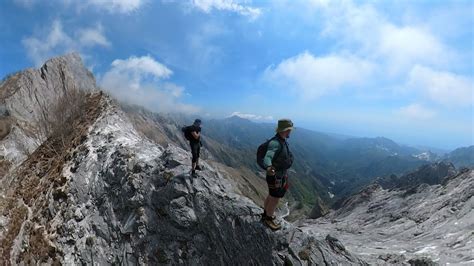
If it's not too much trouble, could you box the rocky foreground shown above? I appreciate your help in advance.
[299,166,474,265]
[0,54,364,265]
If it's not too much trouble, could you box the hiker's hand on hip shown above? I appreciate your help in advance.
[267,166,276,176]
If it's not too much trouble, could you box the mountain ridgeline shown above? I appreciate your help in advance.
[121,99,474,219]
[444,146,474,168]
[0,54,472,265]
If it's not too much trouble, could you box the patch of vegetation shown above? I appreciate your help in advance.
[0,159,12,177]
[0,199,28,262]
[298,249,311,261]
[20,223,59,264]
[163,171,174,184]
[2,92,104,263]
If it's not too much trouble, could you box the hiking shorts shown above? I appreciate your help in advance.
[266,174,289,198]
[190,142,200,163]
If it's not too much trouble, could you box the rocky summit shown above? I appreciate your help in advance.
[0,53,96,166]
[0,54,365,265]
[0,54,473,265]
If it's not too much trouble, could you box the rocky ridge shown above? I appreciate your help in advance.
[300,167,474,264]
[0,54,365,265]
[0,53,96,171]
[1,94,365,265]
[374,161,457,190]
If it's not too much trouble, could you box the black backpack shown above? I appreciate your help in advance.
[181,126,193,141]
[257,136,280,170]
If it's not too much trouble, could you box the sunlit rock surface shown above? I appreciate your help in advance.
[300,168,473,265]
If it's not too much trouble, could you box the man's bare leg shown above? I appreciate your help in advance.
[265,196,280,217]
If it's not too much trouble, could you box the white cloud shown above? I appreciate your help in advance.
[109,55,172,85]
[84,0,145,13]
[377,25,447,74]
[309,1,452,75]
[397,103,436,120]
[230,112,273,121]
[22,20,74,65]
[408,65,473,107]
[99,55,199,114]
[268,0,469,110]
[22,20,110,66]
[191,0,261,20]
[77,24,111,47]
[263,51,374,99]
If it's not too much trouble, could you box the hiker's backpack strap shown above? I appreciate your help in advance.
[271,136,284,165]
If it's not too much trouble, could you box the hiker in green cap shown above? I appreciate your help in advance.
[257,119,294,230]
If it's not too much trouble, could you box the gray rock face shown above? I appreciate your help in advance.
[2,95,365,265]
[0,53,97,167]
[308,196,329,219]
[62,99,366,265]
[300,168,474,265]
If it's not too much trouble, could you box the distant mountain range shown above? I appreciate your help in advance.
[443,146,474,168]
[202,117,431,200]
[119,104,474,219]
[373,161,457,191]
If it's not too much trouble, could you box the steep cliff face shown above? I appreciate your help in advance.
[301,168,474,265]
[0,55,365,265]
[0,53,96,169]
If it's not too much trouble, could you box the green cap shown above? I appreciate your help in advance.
[276,119,294,133]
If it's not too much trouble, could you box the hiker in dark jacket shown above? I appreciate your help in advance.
[262,119,294,230]
[189,119,202,176]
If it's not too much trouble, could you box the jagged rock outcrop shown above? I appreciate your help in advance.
[300,166,474,265]
[374,162,457,190]
[308,196,329,219]
[0,54,365,265]
[0,53,96,169]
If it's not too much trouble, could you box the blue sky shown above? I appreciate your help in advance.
[0,0,473,150]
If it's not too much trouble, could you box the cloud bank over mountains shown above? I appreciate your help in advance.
[3,0,472,148]
[99,55,199,114]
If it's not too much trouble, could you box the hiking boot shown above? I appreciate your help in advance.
[195,165,203,171]
[263,215,281,231]
[261,212,276,221]
[191,170,197,177]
